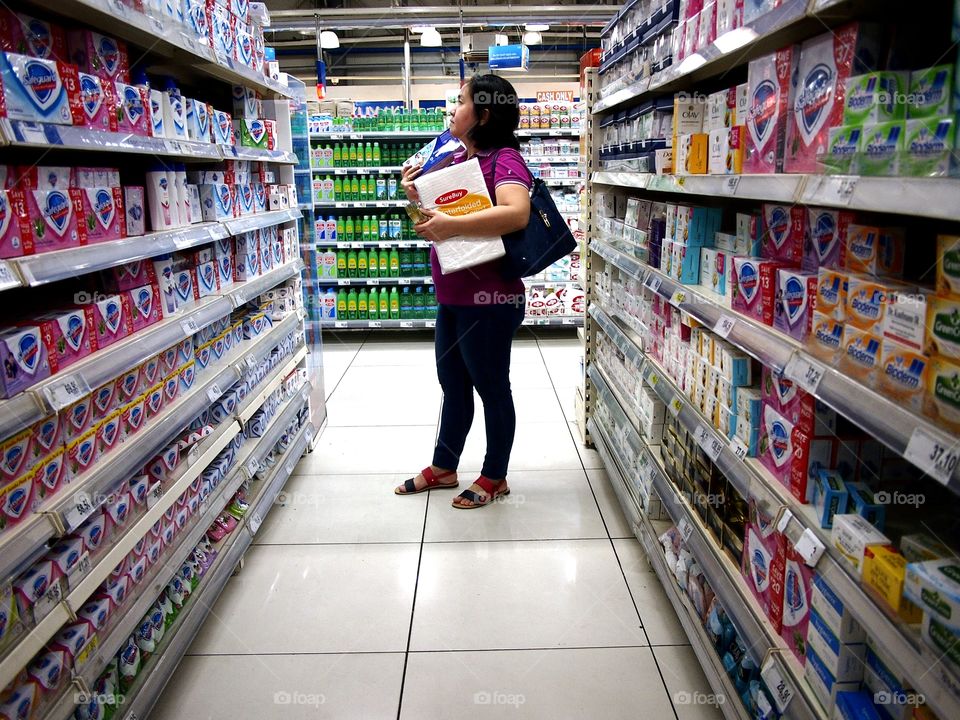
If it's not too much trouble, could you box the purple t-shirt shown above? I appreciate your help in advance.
[430,146,532,306]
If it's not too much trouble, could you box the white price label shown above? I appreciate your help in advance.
[171,231,195,250]
[368,278,380,285]
[713,314,736,339]
[729,435,748,461]
[833,176,859,205]
[247,458,260,478]
[335,202,349,209]
[677,517,694,543]
[43,374,92,411]
[761,659,794,712]
[721,175,741,196]
[783,353,826,395]
[188,444,201,466]
[696,425,724,462]
[776,509,794,535]
[164,140,183,155]
[206,383,223,403]
[245,355,257,370]
[368,321,382,328]
[563,318,575,325]
[65,494,95,531]
[795,528,827,567]
[334,321,348,328]
[329,134,343,140]
[376,201,391,208]
[400,321,413,328]
[425,320,436,328]
[34,581,63,620]
[647,275,662,294]
[286,461,295,476]
[668,289,685,307]
[0,259,18,289]
[905,427,960,487]
[68,552,92,589]
[249,512,263,534]
[181,317,200,335]
[146,483,163,510]
[668,396,683,417]
[398,278,411,285]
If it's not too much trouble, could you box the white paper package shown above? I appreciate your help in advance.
[413,158,505,275]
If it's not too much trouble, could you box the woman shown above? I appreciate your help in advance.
[394,74,532,509]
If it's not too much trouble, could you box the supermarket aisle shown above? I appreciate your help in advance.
[152,331,720,720]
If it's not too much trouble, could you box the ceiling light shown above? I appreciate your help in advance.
[525,24,549,32]
[420,28,442,47]
[410,25,432,34]
[522,31,542,45]
[495,33,508,46]
[320,31,340,49]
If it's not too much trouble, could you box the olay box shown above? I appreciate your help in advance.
[773,269,818,341]
[24,187,86,253]
[123,283,162,332]
[0,52,83,125]
[77,72,118,132]
[78,186,125,244]
[762,203,806,264]
[90,294,131,349]
[744,46,798,173]
[38,307,95,373]
[803,208,853,272]
[66,31,129,83]
[0,325,51,398]
[731,257,785,326]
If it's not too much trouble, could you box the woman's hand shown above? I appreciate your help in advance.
[414,208,461,243]
[400,163,423,203]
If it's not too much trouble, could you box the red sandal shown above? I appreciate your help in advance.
[395,466,459,495]
[452,476,510,509]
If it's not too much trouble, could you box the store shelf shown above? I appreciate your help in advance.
[797,174,960,223]
[236,347,307,424]
[313,167,403,175]
[25,0,295,98]
[325,277,434,287]
[516,129,581,137]
[522,316,583,327]
[590,300,960,720]
[524,156,582,164]
[539,178,584,187]
[226,260,304,308]
[592,171,806,204]
[8,210,298,289]
[109,419,312,720]
[310,131,438,140]
[222,145,299,164]
[323,241,431,249]
[322,319,437,329]
[313,200,409,210]
[587,417,749,720]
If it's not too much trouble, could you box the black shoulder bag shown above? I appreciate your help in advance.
[494,150,578,279]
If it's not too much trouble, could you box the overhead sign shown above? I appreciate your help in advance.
[536,91,574,102]
[488,44,529,71]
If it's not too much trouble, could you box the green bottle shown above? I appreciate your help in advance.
[336,250,347,276]
[378,287,389,316]
[348,143,358,165]
[367,249,379,278]
[389,247,400,278]
[347,289,358,320]
[358,176,367,201]
[427,286,437,318]
[357,250,368,278]
[336,216,345,241]
[390,287,401,319]
[365,177,374,200]
[399,247,412,277]
[333,143,342,167]
[336,289,347,318]
[347,250,358,278]
[414,248,428,276]
[361,215,371,242]
[344,216,355,243]
[372,142,381,166]
[358,288,368,316]
[348,176,358,201]
[364,142,373,166]
[367,290,378,319]
[333,176,343,200]
[413,286,425,319]
[378,249,389,275]
[400,286,413,318]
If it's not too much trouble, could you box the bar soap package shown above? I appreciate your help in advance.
[413,157,504,275]
[403,129,464,174]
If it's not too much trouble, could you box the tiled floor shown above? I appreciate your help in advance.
[152,331,720,720]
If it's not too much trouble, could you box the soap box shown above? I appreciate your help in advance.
[843,72,908,125]
[926,295,960,360]
[0,52,83,125]
[79,186,125,244]
[809,466,848,529]
[0,11,68,61]
[123,186,144,237]
[845,224,906,278]
[858,121,904,176]
[776,540,814,664]
[901,117,955,177]
[784,23,883,173]
[816,267,851,321]
[234,118,274,149]
[883,290,927,351]
[937,235,960,297]
[839,324,883,385]
[113,82,149,136]
[908,65,953,119]
[77,72,117,132]
[67,31,128,83]
[731,257,784,326]
[824,125,862,174]
[762,203,805,264]
[811,575,865,643]
[124,283,161,333]
[24,187,86,253]
[845,274,909,331]
[809,312,844,364]
[185,98,211,142]
[807,609,865,682]
[741,501,784,620]
[91,294,131,350]
[0,189,31,259]
[744,47,797,174]
[37,308,93,373]
[198,184,235,221]
[0,326,50,398]
[803,208,853,272]
[212,108,234,146]
[905,559,960,630]
[759,401,799,490]
[774,269,818,341]
[831,513,889,577]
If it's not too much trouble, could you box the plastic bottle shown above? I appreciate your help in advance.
[414,248,428,276]
[347,250,358,278]
[164,77,186,140]
[399,247,412,277]
[389,247,400,277]
[367,290,378,320]
[367,249,379,278]
[378,216,389,240]
[174,164,189,227]
[336,249,347,276]
[357,176,366,201]
[325,288,337,319]
[146,163,173,231]
[389,213,402,240]
[357,249,368,278]
[389,288,401,319]
[344,216,355,242]
[361,215,371,242]
[336,288,347,317]
[378,287,389,316]
[413,286,425,319]
[333,176,343,200]
[400,286,413,318]
[348,143,358,165]
[358,288,368,316]
[378,249,389,275]
[325,215,337,242]
[427,286,437,317]
[375,176,386,200]
[350,176,359,201]
[336,216,345,240]
[364,142,373,166]
[347,289,358,320]
[387,176,398,200]
[372,142,381,166]
[333,143,342,167]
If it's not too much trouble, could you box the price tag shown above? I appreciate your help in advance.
[181,317,200,335]
[43,374,92,411]
[164,139,183,155]
[335,202,349,209]
[795,528,826,567]
[677,517,694,543]
[337,278,350,286]
[563,318,575,325]
[0,259,19,289]
[776,509,794,535]
[696,425,724,462]
[334,321,348,329]
[668,289,685,307]
[398,278,411,285]
[721,175,741,196]
[206,383,223,403]
[73,634,99,671]
[376,201,391,208]
[783,353,826,395]
[34,582,63,621]
[330,134,343,140]
[245,355,257,370]
[286,461,296,476]
[247,458,260,479]
[249,512,263,534]
[905,427,960,486]
[425,320,436,328]
[832,176,859,206]
[146,483,163,510]
[646,275,662,294]
[400,321,413,328]
[368,321,382,328]
[187,443,202,466]
[713,314,736,339]
[761,659,794,713]
[65,494,95,531]
[668,396,683,417]
[368,278,380,285]
[647,372,659,387]
[68,552,92,589]
[729,435,748,461]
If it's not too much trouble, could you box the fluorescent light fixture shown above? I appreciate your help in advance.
[525,24,549,32]
[320,31,340,49]
[420,28,442,47]
[713,27,758,54]
[410,25,432,34]
[522,31,542,45]
[495,33,509,46]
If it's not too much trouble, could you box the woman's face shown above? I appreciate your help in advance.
[448,84,483,140]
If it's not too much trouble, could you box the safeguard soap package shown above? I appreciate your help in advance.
[412,157,504,275]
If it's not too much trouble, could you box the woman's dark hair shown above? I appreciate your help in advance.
[466,74,521,151]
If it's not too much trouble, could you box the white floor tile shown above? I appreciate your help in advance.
[654,644,727,720]
[410,539,647,651]
[400,647,673,720]
[451,421,584,473]
[543,355,584,389]
[612,538,688,646]
[423,470,607,542]
[511,386,566,425]
[152,653,405,720]
[587,469,635,539]
[554,384,580,423]
[299,425,438,475]
[507,359,555,389]
[189,544,419,654]
[351,341,437,367]
[326,366,441,426]
[570,421,605,469]
[255,473,428,545]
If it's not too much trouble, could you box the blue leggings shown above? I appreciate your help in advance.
[432,302,525,479]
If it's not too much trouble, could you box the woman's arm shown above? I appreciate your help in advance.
[414,183,530,242]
